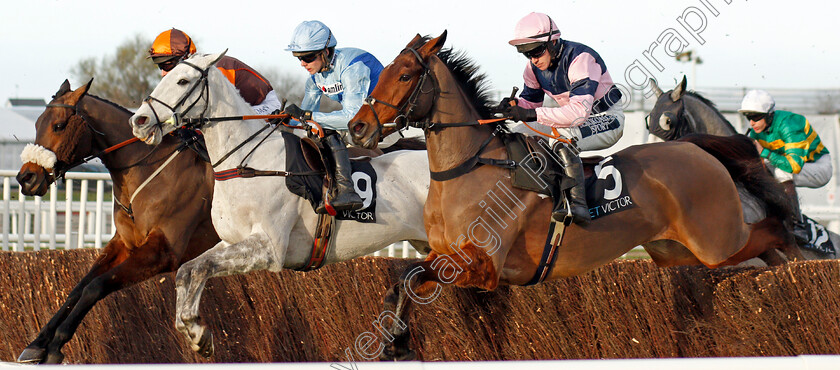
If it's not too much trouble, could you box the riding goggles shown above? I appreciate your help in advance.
[522,43,548,59]
[296,51,321,63]
[743,112,767,122]
[153,56,181,72]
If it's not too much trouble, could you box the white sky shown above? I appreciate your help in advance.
[1,0,838,105]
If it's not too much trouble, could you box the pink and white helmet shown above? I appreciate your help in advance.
[508,12,561,50]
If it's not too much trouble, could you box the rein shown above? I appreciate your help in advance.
[45,103,145,179]
[362,48,565,181]
[143,61,326,180]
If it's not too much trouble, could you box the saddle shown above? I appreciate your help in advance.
[502,133,602,196]
[503,132,635,221]
[282,132,378,222]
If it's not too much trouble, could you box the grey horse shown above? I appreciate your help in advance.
[648,76,838,261]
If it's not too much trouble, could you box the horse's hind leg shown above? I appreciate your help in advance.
[175,233,278,358]
[18,237,129,364]
[40,231,176,364]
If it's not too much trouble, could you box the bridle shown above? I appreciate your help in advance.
[646,98,698,140]
[142,60,211,131]
[42,102,109,180]
[361,47,438,146]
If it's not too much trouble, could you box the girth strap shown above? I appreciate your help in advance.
[523,216,572,286]
[296,213,335,272]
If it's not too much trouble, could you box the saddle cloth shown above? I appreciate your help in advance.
[282,132,377,223]
[503,133,636,220]
[797,214,836,255]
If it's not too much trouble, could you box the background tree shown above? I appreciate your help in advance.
[71,34,341,112]
[71,34,159,108]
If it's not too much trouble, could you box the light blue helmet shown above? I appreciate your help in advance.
[286,20,337,54]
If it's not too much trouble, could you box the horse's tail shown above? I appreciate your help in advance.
[382,137,427,153]
[677,133,793,222]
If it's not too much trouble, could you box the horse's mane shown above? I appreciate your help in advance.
[410,37,497,120]
[685,90,715,108]
[85,93,133,115]
[684,90,731,123]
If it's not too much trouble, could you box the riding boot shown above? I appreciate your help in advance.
[323,134,364,212]
[552,143,590,225]
[782,180,810,244]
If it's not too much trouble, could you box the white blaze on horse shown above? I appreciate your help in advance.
[128,51,430,356]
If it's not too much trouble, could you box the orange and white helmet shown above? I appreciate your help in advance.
[148,28,196,61]
[508,12,561,53]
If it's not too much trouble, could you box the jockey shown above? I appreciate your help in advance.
[741,90,832,226]
[283,20,384,213]
[502,12,625,225]
[148,28,282,115]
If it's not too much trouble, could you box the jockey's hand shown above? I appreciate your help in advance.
[268,109,284,125]
[283,104,312,122]
[753,139,765,154]
[494,97,518,113]
[506,105,537,122]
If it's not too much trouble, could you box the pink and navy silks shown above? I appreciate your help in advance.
[518,40,621,128]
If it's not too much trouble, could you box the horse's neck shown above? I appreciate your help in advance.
[424,58,491,172]
[79,96,160,171]
[684,95,738,136]
[200,70,284,167]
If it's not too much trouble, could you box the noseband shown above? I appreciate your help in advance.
[362,48,437,139]
[143,60,211,130]
[42,102,106,180]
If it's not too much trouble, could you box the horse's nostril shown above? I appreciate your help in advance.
[18,173,33,186]
[351,123,365,136]
[136,116,148,126]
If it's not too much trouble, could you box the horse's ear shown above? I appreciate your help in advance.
[79,78,93,97]
[55,79,72,98]
[63,78,93,105]
[209,49,227,66]
[406,34,423,49]
[418,30,447,58]
[650,79,663,98]
[670,75,687,102]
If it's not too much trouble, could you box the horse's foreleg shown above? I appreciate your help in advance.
[174,233,276,358]
[41,231,174,364]
[381,259,439,361]
[18,237,128,364]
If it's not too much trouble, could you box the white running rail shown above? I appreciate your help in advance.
[0,170,423,257]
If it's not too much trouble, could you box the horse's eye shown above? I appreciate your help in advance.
[54,121,66,132]
[399,74,412,82]
[177,79,189,85]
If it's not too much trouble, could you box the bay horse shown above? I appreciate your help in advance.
[14,80,219,364]
[347,32,797,360]
[649,76,839,259]
[127,52,430,357]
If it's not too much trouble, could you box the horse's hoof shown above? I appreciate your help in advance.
[44,351,65,364]
[196,330,214,358]
[17,347,46,363]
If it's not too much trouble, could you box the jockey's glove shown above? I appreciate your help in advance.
[283,104,313,122]
[494,97,518,113]
[506,105,537,122]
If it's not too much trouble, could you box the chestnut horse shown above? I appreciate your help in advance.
[348,32,796,360]
[15,80,218,364]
